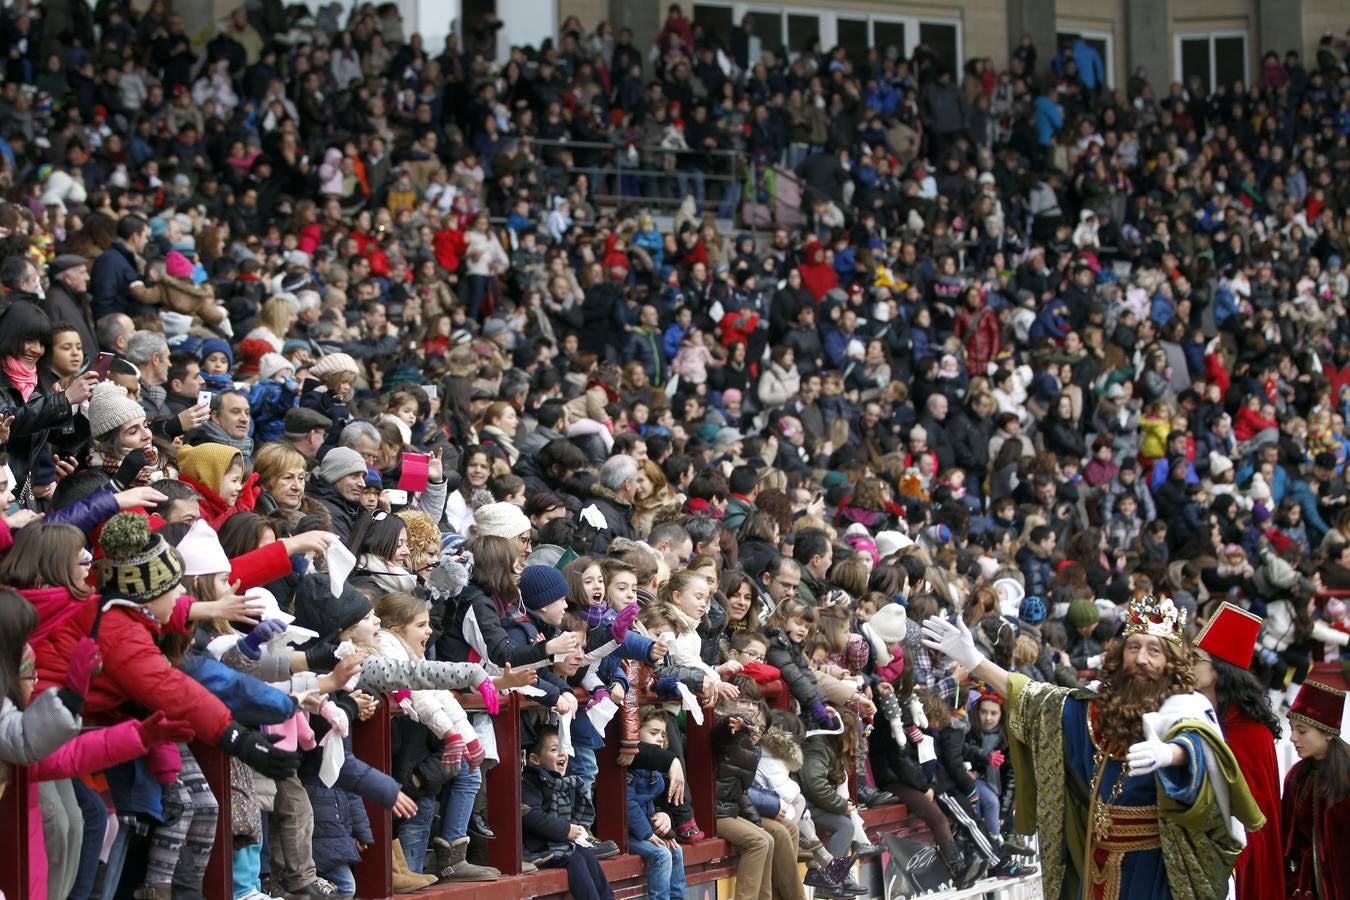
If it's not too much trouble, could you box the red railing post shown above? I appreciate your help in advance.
[352,698,394,899]
[486,691,524,875]
[591,726,629,852]
[190,741,235,900]
[0,763,30,898]
[683,705,717,839]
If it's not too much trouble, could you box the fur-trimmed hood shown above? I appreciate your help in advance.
[759,726,803,772]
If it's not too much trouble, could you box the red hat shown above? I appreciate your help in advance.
[1195,602,1263,668]
[1288,680,1346,736]
[235,338,274,377]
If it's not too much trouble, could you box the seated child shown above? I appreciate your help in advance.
[629,708,688,900]
[523,726,615,900]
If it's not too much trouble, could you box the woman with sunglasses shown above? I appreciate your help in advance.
[349,510,419,594]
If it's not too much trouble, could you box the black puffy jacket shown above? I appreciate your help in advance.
[711,717,761,823]
[868,706,931,793]
[764,625,826,709]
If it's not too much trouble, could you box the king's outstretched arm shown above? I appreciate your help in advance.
[920,615,1010,698]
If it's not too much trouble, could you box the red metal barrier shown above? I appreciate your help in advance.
[191,739,236,900]
[353,695,395,898]
[0,762,30,898]
[0,678,818,900]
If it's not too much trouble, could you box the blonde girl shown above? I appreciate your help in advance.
[372,592,501,882]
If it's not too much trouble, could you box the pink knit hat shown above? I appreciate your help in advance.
[166,250,193,279]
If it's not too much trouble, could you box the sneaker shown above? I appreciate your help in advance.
[591,839,621,860]
[520,860,539,874]
[285,878,342,900]
[803,867,841,890]
[1002,835,1036,857]
[850,841,885,859]
[856,785,897,808]
[991,857,1027,878]
[675,820,706,843]
[836,877,869,896]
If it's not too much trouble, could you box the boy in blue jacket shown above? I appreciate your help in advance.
[628,708,688,900]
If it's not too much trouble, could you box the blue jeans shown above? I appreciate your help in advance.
[233,843,262,898]
[629,838,686,900]
[70,777,107,900]
[676,170,706,211]
[973,779,1001,837]
[396,796,437,874]
[322,865,356,896]
[571,746,598,799]
[99,817,137,900]
[438,761,482,842]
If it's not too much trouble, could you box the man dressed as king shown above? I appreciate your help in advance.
[922,594,1266,900]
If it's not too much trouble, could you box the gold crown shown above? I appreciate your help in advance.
[1121,594,1186,645]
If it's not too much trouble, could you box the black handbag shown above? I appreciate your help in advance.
[881,832,955,897]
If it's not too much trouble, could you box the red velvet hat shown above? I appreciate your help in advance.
[1288,680,1346,736]
[1194,602,1263,668]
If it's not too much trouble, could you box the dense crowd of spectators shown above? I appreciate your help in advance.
[0,0,1349,897]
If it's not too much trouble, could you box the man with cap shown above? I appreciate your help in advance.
[281,407,332,463]
[307,446,368,540]
[1281,679,1350,899]
[43,254,97,355]
[1191,603,1284,900]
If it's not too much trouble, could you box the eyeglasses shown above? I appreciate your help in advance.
[737,649,764,662]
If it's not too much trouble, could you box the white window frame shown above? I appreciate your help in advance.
[1173,30,1249,91]
[691,2,961,71]
[1056,28,1115,88]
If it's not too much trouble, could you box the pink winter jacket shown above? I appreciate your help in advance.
[26,720,149,900]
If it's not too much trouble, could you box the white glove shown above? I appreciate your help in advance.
[1125,738,1177,777]
[920,614,986,671]
[1086,654,1104,669]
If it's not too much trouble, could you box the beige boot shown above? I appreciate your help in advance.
[132,886,172,900]
[392,838,439,893]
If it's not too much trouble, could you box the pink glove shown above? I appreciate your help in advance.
[476,677,500,715]
[392,689,417,720]
[612,602,639,641]
[989,750,1005,768]
[66,637,104,697]
[464,738,486,771]
[442,733,465,769]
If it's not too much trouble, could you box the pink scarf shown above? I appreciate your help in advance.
[3,356,38,401]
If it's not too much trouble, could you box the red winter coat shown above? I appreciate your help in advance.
[953,304,1000,376]
[798,241,837,301]
[1234,405,1278,442]
[1224,707,1284,900]
[1282,756,1350,900]
[181,471,261,529]
[434,227,467,273]
[34,600,233,744]
[348,228,390,277]
[297,223,322,256]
